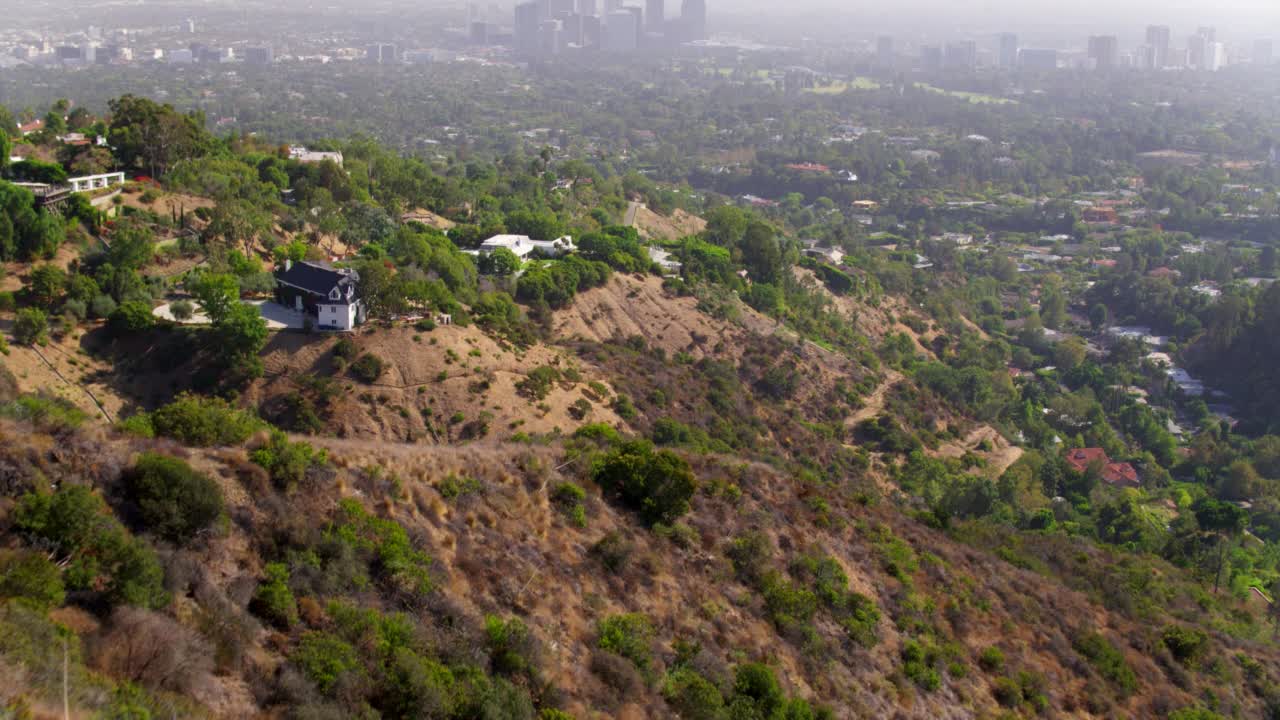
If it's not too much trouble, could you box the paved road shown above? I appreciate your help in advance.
[624,201,642,226]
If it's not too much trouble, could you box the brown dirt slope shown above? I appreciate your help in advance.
[631,206,707,242]
[247,324,626,442]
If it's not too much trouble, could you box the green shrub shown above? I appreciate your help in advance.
[978,646,1005,672]
[0,550,65,609]
[2,394,88,432]
[551,482,588,527]
[149,393,264,446]
[169,299,195,321]
[1162,625,1209,666]
[662,668,725,720]
[328,499,434,596]
[351,353,386,383]
[485,615,536,678]
[251,430,327,490]
[597,613,654,670]
[293,631,363,695]
[592,439,697,526]
[89,294,117,319]
[517,366,561,400]
[251,562,297,628]
[124,452,224,541]
[438,474,481,500]
[992,676,1021,707]
[611,393,637,420]
[1072,630,1137,694]
[108,300,155,334]
[333,336,358,361]
[14,486,168,610]
[13,308,47,345]
[116,413,155,438]
[840,592,881,648]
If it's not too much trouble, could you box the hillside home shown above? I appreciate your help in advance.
[478,234,576,258]
[273,260,364,331]
[1063,447,1140,488]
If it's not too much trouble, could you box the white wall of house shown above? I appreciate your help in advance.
[317,303,357,331]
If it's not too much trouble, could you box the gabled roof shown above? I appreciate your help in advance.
[275,261,360,304]
[1064,447,1140,487]
[1064,447,1109,473]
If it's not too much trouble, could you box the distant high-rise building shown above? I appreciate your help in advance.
[604,0,623,11]
[998,32,1018,68]
[603,10,638,51]
[1087,35,1119,70]
[1145,25,1170,68]
[622,5,643,45]
[645,0,664,31]
[1255,39,1274,66]
[876,36,893,69]
[1019,48,1058,71]
[1206,41,1226,71]
[539,19,563,54]
[185,18,196,34]
[944,40,976,70]
[515,2,541,53]
[365,43,397,63]
[1197,26,1216,44]
[1187,32,1207,69]
[550,0,575,16]
[578,0,598,16]
[920,45,942,71]
[55,45,81,61]
[470,21,492,44]
[679,0,706,42]
[244,46,274,65]
[582,14,602,46]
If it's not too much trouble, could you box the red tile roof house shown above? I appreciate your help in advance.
[1064,447,1140,488]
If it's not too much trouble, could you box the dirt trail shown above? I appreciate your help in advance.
[845,369,904,427]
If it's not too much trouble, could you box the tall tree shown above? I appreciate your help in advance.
[107,95,210,177]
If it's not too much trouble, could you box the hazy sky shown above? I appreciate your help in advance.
[725,0,1280,39]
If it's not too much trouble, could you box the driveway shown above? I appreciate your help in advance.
[152,299,300,330]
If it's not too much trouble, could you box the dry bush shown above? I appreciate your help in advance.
[589,648,645,698]
[90,607,213,693]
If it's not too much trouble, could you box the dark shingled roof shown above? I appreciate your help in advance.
[275,261,360,305]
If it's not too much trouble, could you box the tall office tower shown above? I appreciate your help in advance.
[1187,32,1207,69]
[1087,35,1118,70]
[578,0,597,16]
[998,32,1018,68]
[515,2,541,53]
[680,0,706,41]
[582,14,602,46]
[876,36,894,69]
[535,0,552,21]
[645,0,664,31]
[623,5,643,45]
[603,10,638,51]
[944,40,976,70]
[1255,39,1274,66]
[920,45,942,71]
[1145,25,1170,67]
[604,0,623,11]
[539,19,563,55]
[470,21,492,44]
[1207,41,1226,71]
[559,12,584,45]
[550,0,575,16]
[1197,26,1216,43]
[244,45,274,65]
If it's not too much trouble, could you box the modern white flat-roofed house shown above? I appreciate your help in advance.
[273,260,365,331]
[67,172,126,192]
[478,234,576,258]
[288,146,345,167]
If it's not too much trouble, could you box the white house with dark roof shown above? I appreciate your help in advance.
[273,260,364,331]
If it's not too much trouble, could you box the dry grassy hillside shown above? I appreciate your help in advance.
[1,417,1274,719]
